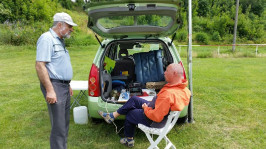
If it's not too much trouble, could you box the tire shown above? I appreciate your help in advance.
[90,117,103,124]
[176,114,188,124]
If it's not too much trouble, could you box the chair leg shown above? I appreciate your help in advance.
[163,136,176,149]
[146,133,159,149]
[148,134,166,149]
[70,90,86,108]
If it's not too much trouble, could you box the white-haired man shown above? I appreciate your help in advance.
[35,12,77,149]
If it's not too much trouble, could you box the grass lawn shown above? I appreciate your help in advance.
[0,45,265,149]
[177,44,266,58]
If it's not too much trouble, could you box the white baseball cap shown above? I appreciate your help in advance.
[53,12,77,26]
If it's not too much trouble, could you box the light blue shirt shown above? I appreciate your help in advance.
[36,28,73,80]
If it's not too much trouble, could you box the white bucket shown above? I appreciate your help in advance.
[73,106,88,124]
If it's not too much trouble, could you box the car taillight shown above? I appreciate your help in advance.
[179,61,187,79]
[88,64,100,97]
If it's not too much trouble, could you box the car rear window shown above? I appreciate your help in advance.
[98,15,172,29]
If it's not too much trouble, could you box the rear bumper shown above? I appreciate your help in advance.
[88,96,124,119]
[88,96,188,119]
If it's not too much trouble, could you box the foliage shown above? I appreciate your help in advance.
[65,34,98,46]
[58,0,73,10]
[195,32,209,44]
[0,21,50,45]
[237,13,264,40]
[176,29,187,42]
[211,31,222,42]
[0,0,58,23]
[0,0,265,46]
[197,0,209,17]
[241,0,264,17]
[179,0,266,44]
[0,3,11,22]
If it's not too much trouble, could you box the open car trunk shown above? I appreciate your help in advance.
[98,39,179,103]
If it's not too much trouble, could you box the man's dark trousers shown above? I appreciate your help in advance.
[117,96,151,137]
[41,81,71,149]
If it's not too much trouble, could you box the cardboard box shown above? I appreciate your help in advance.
[146,81,167,89]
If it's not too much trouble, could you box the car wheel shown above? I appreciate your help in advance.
[176,114,188,124]
[90,118,103,124]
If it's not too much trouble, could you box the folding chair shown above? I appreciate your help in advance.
[138,111,181,149]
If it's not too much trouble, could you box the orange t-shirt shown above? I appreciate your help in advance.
[144,79,191,122]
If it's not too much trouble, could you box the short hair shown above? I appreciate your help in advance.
[52,21,64,28]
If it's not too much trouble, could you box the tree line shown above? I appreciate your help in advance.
[179,0,265,43]
[0,0,265,45]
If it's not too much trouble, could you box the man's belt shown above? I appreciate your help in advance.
[50,79,71,84]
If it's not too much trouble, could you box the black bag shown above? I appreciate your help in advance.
[111,57,135,82]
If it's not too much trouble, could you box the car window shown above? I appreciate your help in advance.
[98,15,172,29]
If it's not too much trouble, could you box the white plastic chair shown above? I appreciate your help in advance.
[138,111,181,149]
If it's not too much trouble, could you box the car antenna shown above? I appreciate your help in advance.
[168,32,176,46]
[94,33,105,48]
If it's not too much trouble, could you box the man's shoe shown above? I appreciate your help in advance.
[120,138,134,147]
[98,111,114,124]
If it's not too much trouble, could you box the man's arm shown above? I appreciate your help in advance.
[35,61,57,104]
[143,91,171,122]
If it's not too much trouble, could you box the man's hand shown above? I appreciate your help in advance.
[46,90,57,104]
[36,61,57,104]
[69,87,73,96]
[142,103,148,109]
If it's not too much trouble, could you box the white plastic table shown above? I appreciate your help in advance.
[70,80,88,109]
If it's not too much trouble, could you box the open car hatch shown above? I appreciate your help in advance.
[86,0,182,38]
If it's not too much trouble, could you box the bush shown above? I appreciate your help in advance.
[195,32,209,44]
[58,0,73,10]
[211,31,222,41]
[197,0,209,17]
[212,14,231,38]
[176,30,187,42]
[65,33,98,46]
[0,0,57,23]
[0,21,50,45]
[193,25,202,32]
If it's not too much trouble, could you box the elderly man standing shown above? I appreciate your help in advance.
[98,63,191,147]
[35,12,77,149]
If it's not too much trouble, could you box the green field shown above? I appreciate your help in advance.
[176,44,266,58]
[0,45,265,149]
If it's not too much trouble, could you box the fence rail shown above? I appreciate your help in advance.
[177,44,266,56]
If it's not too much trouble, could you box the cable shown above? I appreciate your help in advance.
[104,98,124,135]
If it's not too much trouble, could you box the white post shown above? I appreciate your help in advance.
[187,0,193,123]
[256,45,258,56]
[218,46,220,55]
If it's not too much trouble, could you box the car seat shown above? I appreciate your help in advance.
[133,49,165,86]
[118,48,129,59]
[111,49,135,83]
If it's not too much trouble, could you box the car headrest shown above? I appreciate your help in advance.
[118,49,128,59]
